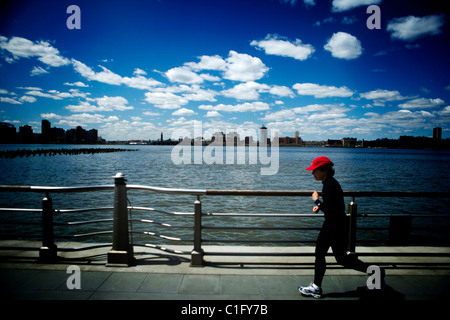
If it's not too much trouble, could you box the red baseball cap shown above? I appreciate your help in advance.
[306,156,333,171]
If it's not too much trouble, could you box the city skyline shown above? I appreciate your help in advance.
[1,119,445,150]
[0,119,99,144]
[0,0,449,141]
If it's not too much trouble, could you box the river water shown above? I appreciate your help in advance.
[0,144,449,246]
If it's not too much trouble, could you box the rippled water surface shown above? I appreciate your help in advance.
[1,144,449,246]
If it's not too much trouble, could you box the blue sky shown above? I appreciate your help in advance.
[0,0,449,141]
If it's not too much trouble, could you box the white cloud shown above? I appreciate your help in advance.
[363,109,435,131]
[122,75,163,90]
[293,83,354,98]
[72,59,161,89]
[185,55,227,71]
[221,81,270,100]
[180,85,217,102]
[24,90,63,100]
[96,96,133,111]
[72,59,122,85]
[261,103,348,122]
[43,113,116,127]
[142,111,161,117]
[205,111,222,118]
[65,96,133,113]
[172,108,197,116]
[64,81,89,87]
[0,91,37,106]
[293,103,346,113]
[19,96,37,103]
[133,68,147,76]
[199,73,221,82]
[324,32,362,60]
[22,88,89,101]
[65,101,95,113]
[308,110,346,120]
[261,109,296,122]
[250,34,315,61]
[0,36,70,67]
[398,98,445,109]
[30,66,49,76]
[0,97,21,104]
[165,66,204,84]
[221,82,294,101]
[144,91,189,109]
[331,0,382,12]
[40,113,62,119]
[223,51,269,82]
[387,15,445,41]
[99,119,156,140]
[360,89,409,106]
[181,51,268,83]
[270,85,295,98]
[199,102,270,113]
[360,89,405,101]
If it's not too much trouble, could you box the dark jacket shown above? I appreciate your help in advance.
[315,176,346,223]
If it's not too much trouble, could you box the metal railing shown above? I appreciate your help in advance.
[1,172,449,266]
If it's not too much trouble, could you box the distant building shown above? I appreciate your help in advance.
[245,136,255,145]
[259,125,268,146]
[226,131,240,146]
[41,120,51,143]
[18,125,33,143]
[433,127,442,140]
[76,126,86,143]
[87,129,98,144]
[327,139,342,147]
[51,127,65,144]
[211,131,225,144]
[342,137,357,148]
[279,136,302,145]
[0,122,16,143]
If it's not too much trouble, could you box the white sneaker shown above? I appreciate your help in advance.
[299,282,322,299]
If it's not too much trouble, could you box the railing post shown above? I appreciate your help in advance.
[39,193,58,262]
[191,195,204,267]
[347,197,357,253]
[107,172,135,267]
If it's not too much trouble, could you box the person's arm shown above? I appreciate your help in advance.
[312,190,321,213]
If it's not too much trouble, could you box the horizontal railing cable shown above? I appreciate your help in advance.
[128,206,193,216]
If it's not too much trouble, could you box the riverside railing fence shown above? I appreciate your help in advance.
[0,172,449,266]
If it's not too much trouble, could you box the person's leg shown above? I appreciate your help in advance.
[313,224,332,286]
[299,223,331,298]
[331,227,369,273]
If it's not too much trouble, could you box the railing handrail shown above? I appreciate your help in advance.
[205,190,450,197]
[1,184,449,198]
[1,178,450,267]
[0,185,114,193]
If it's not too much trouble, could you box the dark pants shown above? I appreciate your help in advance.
[314,220,369,286]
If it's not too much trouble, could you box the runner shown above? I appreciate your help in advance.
[298,156,375,298]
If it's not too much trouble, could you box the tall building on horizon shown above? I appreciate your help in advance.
[42,119,51,143]
[433,127,442,140]
[259,125,268,146]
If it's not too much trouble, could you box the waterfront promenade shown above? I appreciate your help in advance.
[1,241,449,301]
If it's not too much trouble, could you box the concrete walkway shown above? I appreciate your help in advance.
[2,268,449,301]
[1,241,450,301]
